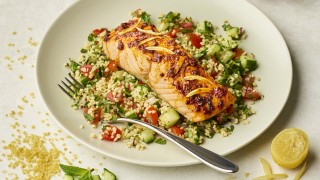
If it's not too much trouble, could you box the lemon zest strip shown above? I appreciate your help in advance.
[186,88,212,98]
[253,174,288,180]
[145,46,174,54]
[294,162,307,180]
[136,27,164,35]
[260,157,272,180]
[138,37,161,45]
[183,75,214,86]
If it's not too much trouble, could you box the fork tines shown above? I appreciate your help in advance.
[58,73,84,98]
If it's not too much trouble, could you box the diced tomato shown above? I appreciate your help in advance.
[167,28,179,38]
[187,33,202,49]
[141,117,149,123]
[101,125,122,142]
[106,92,115,102]
[145,106,159,125]
[244,87,261,100]
[105,61,118,75]
[106,92,123,102]
[137,80,144,85]
[211,57,218,64]
[92,28,105,36]
[179,22,193,29]
[211,71,218,78]
[233,48,244,59]
[170,126,185,136]
[83,108,102,125]
[80,64,97,79]
[243,76,255,88]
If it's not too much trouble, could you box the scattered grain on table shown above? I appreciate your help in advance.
[7,43,15,47]
[27,37,38,47]
[2,133,62,179]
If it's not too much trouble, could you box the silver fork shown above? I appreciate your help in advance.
[58,73,84,98]
[58,74,239,173]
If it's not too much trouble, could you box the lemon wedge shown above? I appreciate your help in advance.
[271,128,309,169]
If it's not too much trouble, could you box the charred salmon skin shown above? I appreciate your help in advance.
[102,18,235,122]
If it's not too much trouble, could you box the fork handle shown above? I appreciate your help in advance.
[117,118,238,173]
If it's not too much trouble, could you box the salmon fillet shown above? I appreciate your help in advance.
[102,18,235,122]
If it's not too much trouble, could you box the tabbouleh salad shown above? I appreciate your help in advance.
[65,10,262,150]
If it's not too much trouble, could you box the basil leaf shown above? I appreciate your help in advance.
[59,164,89,177]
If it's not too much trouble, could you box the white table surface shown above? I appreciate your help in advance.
[0,0,319,179]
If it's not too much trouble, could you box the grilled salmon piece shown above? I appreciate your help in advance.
[103,18,235,122]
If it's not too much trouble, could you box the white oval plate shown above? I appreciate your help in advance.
[36,0,292,167]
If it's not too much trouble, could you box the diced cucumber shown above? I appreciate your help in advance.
[88,56,97,63]
[139,85,149,93]
[125,110,138,119]
[158,22,169,32]
[196,20,213,35]
[140,128,155,143]
[131,85,149,100]
[240,55,258,72]
[219,50,234,62]
[159,108,180,128]
[92,175,101,180]
[112,70,125,81]
[226,27,240,39]
[102,168,117,180]
[220,36,238,49]
[207,44,221,57]
[63,175,74,180]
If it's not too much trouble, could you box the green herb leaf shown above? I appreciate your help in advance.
[154,137,166,144]
[59,164,89,177]
[84,113,94,122]
[180,28,193,34]
[112,115,118,121]
[222,23,231,31]
[125,112,138,119]
[81,77,90,87]
[88,33,94,42]
[117,105,125,117]
[141,12,151,24]
[194,48,208,60]
[105,103,111,113]
[80,48,88,53]
[68,59,80,73]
